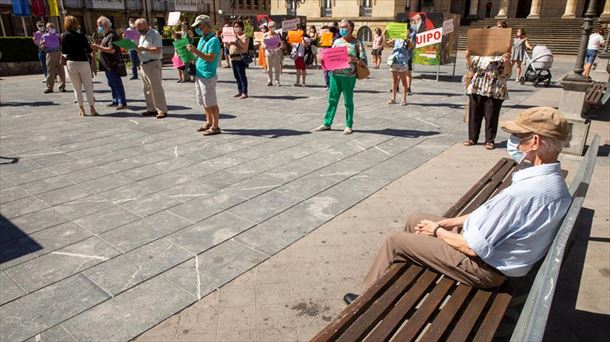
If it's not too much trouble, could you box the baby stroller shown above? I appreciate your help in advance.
[520,45,553,87]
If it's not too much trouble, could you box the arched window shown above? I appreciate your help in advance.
[357,25,373,42]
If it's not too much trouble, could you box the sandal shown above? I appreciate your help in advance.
[388,99,396,105]
[485,142,496,150]
[197,123,212,132]
[401,100,407,106]
[203,127,221,136]
[463,139,476,146]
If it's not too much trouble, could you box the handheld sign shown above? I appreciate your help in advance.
[43,35,60,50]
[113,39,138,50]
[320,46,350,71]
[287,30,303,44]
[386,22,408,39]
[254,32,264,44]
[282,18,300,31]
[415,27,443,48]
[124,29,139,43]
[320,31,333,47]
[168,11,181,26]
[222,26,237,43]
[172,38,196,63]
[467,28,511,56]
[263,35,280,49]
[442,19,454,35]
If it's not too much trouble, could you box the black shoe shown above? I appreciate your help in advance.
[408,88,413,95]
[43,89,53,94]
[130,76,138,80]
[141,111,156,116]
[343,293,359,305]
[59,86,67,92]
[106,103,118,107]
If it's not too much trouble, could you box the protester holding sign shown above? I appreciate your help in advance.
[135,18,168,118]
[315,19,367,135]
[228,20,250,99]
[41,22,66,94]
[290,24,310,87]
[464,49,512,150]
[262,22,282,86]
[123,18,140,80]
[386,29,414,106]
[92,16,128,110]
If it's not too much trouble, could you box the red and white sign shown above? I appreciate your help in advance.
[416,28,443,48]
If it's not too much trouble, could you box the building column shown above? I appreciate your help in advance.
[496,0,509,18]
[601,0,610,21]
[562,0,578,19]
[469,0,480,17]
[527,0,542,18]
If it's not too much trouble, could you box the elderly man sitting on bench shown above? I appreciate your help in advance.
[344,107,572,305]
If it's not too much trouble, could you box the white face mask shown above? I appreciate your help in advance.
[507,134,533,164]
[37,26,44,32]
[49,28,56,34]
[129,23,135,29]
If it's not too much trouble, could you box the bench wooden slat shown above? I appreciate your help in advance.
[418,284,473,341]
[446,290,493,341]
[336,265,425,342]
[363,270,444,341]
[310,263,407,342]
[473,292,513,342]
[460,161,516,215]
[443,159,511,218]
[390,277,455,341]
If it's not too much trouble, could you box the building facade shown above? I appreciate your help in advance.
[0,0,270,36]
[271,0,610,42]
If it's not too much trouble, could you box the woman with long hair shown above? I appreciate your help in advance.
[228,20,249,99]
[511,28,533,81]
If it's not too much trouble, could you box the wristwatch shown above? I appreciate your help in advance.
[433,224,443,237]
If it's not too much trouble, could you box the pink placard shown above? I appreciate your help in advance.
[124,29,140,43]
[320,46,350,71]
[172,54,185,68]
[263,35,280,49]
[222,27,236,43]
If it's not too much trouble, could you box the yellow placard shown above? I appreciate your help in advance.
[287,30,304,44]
[320,31,333,47]
[254,32,264,43]
[386,22,408,39]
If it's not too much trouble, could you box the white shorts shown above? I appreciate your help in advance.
[195,75,218,108]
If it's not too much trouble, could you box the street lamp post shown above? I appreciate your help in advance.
[286,0,306,16]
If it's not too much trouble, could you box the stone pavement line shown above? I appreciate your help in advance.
[1,57,572,341]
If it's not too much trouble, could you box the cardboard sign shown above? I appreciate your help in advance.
[386,22,408,39]
[287,30,303,44]
[320,31,333,47]
[320,46,350,71]
[222,27,236,43]
[263,35,280,49]
[416,27,443,48]
[254,32,264,44]
[168,11,181,26]
[442,19,454,35]
[467,28,512,56]
[282,18,300,31]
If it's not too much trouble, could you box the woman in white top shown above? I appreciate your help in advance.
[584,28,606,77]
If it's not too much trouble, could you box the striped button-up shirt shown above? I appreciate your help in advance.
[462,163,571,277]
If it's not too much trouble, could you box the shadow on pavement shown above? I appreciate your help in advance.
[0,156,19,165]
[221,128,311,138]
[0,215,43,264]
[356,128,439,138]
[248,95,308,100]
[102,112,236,121]
[0,101,59,107]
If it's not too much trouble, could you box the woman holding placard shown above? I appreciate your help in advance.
[315,19,367,135]
[386,33,413,106]
[228,20,250,99]
[262,21,282,86]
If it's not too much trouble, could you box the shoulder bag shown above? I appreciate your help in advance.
[355,40,370,80]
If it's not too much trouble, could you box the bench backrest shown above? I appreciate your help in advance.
[510,134,601,342]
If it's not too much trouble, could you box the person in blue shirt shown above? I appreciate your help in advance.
[343,107,571,304]
[188,15,222,136]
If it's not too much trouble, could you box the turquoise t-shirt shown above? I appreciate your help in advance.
[195,33,221,79]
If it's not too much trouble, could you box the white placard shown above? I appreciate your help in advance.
[282,18,300,31]
[416,28,443,48]
[442,19,454,35]
[168,11,181,26]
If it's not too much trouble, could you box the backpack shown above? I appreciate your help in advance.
[290,44,299,60]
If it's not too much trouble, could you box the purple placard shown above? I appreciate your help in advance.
[124,29,140,43]
[43,34,60,50]
[263,35,280,50]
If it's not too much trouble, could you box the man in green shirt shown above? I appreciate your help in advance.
[188,15,222,136]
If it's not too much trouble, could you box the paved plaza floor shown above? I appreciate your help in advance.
[0,55,607,341]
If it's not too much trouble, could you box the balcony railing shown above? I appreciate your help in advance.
[168,0,198,12]
[126,0,142,10]
[84,0,125,10]
[321,7,332,17]
[359,6,372,17]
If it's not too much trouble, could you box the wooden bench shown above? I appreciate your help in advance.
[584,81,606,106]
[312,135,600,342]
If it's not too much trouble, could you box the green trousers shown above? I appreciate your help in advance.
[324,74,357,128]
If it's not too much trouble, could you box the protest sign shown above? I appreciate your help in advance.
[282,18,300,31]
[113,39,138,50]
[287,30,303,44]
[222,27,236,43]
[416,27,443,49]
[172,38,196,63]
[320,46,350,71]
[386,22,408,39]
[263,35,280,49]
[168,12,181,26]
[254,32,264,44]
[320,31,333,47]
[43,35,60,50]
[124,29,139,43]
[442,19,454,35]
[467,28,511,56]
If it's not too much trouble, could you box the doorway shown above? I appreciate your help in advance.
[516,0,533,17]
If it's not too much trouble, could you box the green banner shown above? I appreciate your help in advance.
[172,38,196,63]
[386,22,408,39]
[113,39,137,50]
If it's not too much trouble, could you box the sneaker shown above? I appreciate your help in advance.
[156,112,167,119]
[314,125,331,131]
[266,81,273,86]
[116,104,128,110]
[293,83,300,87]
[240,94,248,99]
[59,86,67,92]
[344,127,353,135]
[276,82,281,87]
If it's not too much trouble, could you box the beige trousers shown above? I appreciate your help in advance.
[46,51,66,90]
[65,61,95,107]
[266,51,282,84]
[362,213,506,290]
[141,60,168,114]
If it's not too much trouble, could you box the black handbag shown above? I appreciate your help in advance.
[241,53,253,65]
[187,63,196,76]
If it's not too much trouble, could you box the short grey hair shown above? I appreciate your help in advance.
[97,16,112,28]
[135,18,148,26]
[540,135,569,156]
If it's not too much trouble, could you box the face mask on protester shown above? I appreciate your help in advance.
[129,23,135,29]
[97,26,104,33]
[339,28,349,37]
[37,25,44,32]
[507,134,534,164]
[49,28,56,34]
[234,27,242,34]
[195,27,203,36]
